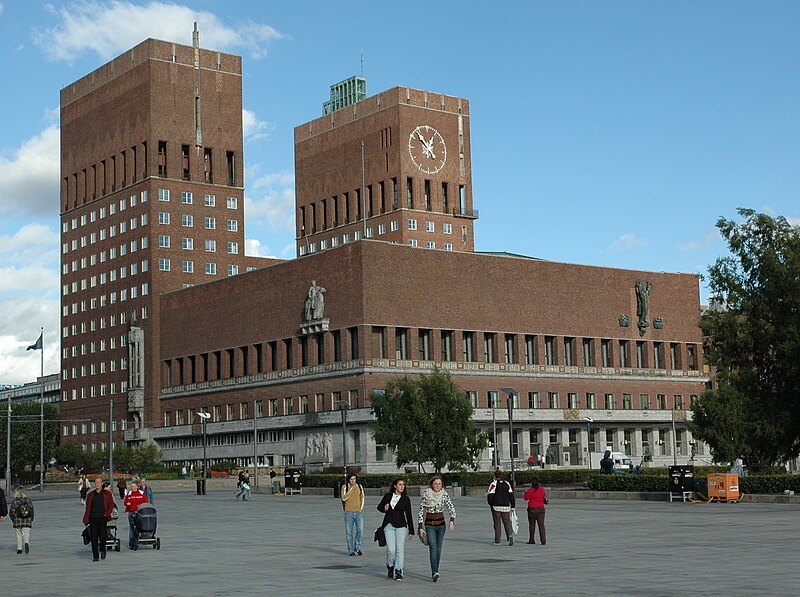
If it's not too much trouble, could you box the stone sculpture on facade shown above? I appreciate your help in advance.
[304,432,332,463]
[300,280,330,335]
[635,279,653,336]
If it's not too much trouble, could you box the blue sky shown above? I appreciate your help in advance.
[1,0,798,384]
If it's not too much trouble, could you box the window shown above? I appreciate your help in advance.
[527,392,540,409]
[227,242,239,254]
[674,395,684,410]
[567,393,578,409]
[525,335,537,365]
[640,394,650,409]
[227,196,238,209]
[483,332,496,363]
[601,339,612,367]
[582,338,594,367]
[488,391,498,408]
[548,392,560,409]
[443,222,452,234]
[159,235,170,248]
[441,330,454,361]
[687,345,698,370]
[204,194,216,207]
[604,393,616,409]
[205,217,216,229]
[395,328,409,359]
[390,220,399,232]
[159,258,170,271]
[564,337,575,366]
[425,221,434,232]
[406,177,414,208]
[378,223,386,235]
[619,340,630,368]
[408,219,417,231]
[284,397,293,415]
[425,241,435,249]
[228,264,239,276]
[158,212,170,225]
[227,219,238,232]
[504,334,516,364]
[182,237,194,250]
[444,243,453,251]
[205,239,217,252]
[158,188,170,201]
[182,260,194,273]
[409,239,417,248]
[636,341,646,368]
[653,342,664,369]
[418,329,431,360]
[622,393,632,410]
[463,331,476,361]
[181,191,193,204]
[586,392,596,409]
[181,214,193,227]
[205,262,217,275]
[544,336,556,366]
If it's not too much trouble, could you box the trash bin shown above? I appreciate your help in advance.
[334,480,343,498]
[668,465,694,502]
[284,467,303,495]
[196,478,206,495]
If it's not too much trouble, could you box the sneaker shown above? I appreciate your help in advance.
[349,552,355,556]
[395,569,403,581]
[493,541,501,545]
[356,550,363,556]
[101,550,106,560]
[509,536,515,546]
[17,550,22,555]
[92,557,99,562]
[387,565,394,579]
[25,543,30,554]
[432,573,440,582]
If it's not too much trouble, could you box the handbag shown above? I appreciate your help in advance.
[374,526,387,547]
[81,526,91,545]
[510,511,519,535]
[418,530,429,546]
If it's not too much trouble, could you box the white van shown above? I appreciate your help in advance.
[609,451,633,471]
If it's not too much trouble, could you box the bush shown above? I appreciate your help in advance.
[210,461,236,474]
[740,475,800,494]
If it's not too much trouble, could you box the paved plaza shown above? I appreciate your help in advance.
[1,487,797,596]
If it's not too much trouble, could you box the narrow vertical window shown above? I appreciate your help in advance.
[157,141,167,177]
[226,151,236,186]
[181,144,190,180]
[204,148,213,183]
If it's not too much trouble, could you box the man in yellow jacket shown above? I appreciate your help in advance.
[341,473,365,556]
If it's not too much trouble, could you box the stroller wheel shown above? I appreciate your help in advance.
[115,542,120,552]
[156,537,161,550]
[133,539,139,551]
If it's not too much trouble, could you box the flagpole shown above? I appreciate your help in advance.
[39,326,45,493]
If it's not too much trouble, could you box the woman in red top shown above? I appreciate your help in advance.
[523,478,547,545]
[123,481,148,549]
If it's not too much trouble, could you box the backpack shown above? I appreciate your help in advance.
[17,500,32,519]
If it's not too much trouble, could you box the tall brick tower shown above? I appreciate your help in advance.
[294,85,477,256]
[59,28,248,450]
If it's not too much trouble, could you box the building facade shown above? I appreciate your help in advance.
[60,34,710,471]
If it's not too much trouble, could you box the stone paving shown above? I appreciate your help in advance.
[1,487,797,596]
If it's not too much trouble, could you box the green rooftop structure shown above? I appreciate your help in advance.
[322,75,367,114]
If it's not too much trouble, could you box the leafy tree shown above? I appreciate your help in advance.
[371,368,488,473]
[54,443,85,469]
[692,209,800,465]
[0,402,59,473]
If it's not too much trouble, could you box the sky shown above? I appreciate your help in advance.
[1,0,798,385]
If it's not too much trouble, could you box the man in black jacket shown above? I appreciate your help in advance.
[487,470,516,545]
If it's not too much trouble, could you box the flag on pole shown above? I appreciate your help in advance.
[27,333,43,351]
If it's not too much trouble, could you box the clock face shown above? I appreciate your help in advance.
[408,125,447,174]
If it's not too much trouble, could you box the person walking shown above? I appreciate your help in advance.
[417,475,456,582]
[78,474,90,505]
[236,471,252,501]
[139,478,154,504]
[9,487,34,554]
[116,477,127,499]
[270,469,282,495]
[523,477,547,545]
[341,473,365,556]
[123,481,148,549]
[82,477,115,561]
[0,486,7,523]
[487,469,516,545]
[377,478,415,581]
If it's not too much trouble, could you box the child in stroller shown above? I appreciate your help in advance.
[131,503,160,550]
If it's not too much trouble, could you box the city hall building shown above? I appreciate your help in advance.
[59,33,710,473]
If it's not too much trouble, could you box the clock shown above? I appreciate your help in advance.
[408,125,447,174]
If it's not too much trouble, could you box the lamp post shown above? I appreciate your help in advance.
[491,402,498,468]
[5,396,10,492]
[109,400,114,488]
[500,388,517,489]
[197,411,210,478]
[335,399,350,480]
[583,416,594,469]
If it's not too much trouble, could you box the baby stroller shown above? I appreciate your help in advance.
[105,506,121,552]
[132,503,161,550]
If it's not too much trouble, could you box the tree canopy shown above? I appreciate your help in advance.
[370,368,488,473]
[0,401,59,474]
[692,209,800,465]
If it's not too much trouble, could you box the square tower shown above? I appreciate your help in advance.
[59,34,246,447]
[294,86,477,256]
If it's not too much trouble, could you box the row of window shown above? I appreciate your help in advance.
[63,191,148,234]
[62,282,150,318]
[61,379,128,401]
[62,215,149,255]
[157,236,238,253]
[63,418,127,437]
[157,259,239,276]
[63,143,150,210]
[62,355,127,380]
[157,189,238,210]
[155,141,237,186]
[157,212,238,231]
[471,390,696,411]
[300,178,466,234]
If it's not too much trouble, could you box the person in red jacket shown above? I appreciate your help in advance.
[523,477,547,545]
[123,481,148,549]
[82,477,115,561]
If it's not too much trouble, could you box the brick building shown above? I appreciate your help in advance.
[60,34,709,471]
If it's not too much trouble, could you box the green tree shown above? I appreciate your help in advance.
[0,402,59,472]
[692,209,800,465]
[54,443,85,469]
[371,368,488,473]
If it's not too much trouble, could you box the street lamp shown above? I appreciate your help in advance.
[500,388,517,489]
[197,411,210,479]
[583,417,594,469]
[335,399,350,480]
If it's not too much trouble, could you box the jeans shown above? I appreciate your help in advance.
[236,485,252,500]
[344,511,364,553]
[425,524,447,574]
[383,524,407,570]
[272,480,281,493]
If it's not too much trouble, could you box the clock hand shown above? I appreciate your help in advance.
[417,132,432,158]
[425,136,436,159]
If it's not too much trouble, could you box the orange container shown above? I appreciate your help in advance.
[706,473,741,502]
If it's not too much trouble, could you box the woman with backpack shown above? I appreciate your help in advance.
[9,487,34,554]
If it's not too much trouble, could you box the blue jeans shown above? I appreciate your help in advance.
[344,511,364,553]
[384,524,407,570]
[425,524,447,574]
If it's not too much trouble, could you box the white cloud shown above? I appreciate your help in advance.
[242,108,272,143]
[605,233,648,253]
[245,170,295,232]
[0,223,60,294]
[245,238,281,259]
[787,217,800,228]
[0,126,60,218]
[0,298,60,385]
[34,1,286,62]
[678,228,719,252]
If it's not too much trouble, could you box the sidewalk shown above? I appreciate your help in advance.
[1,490,798,595]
